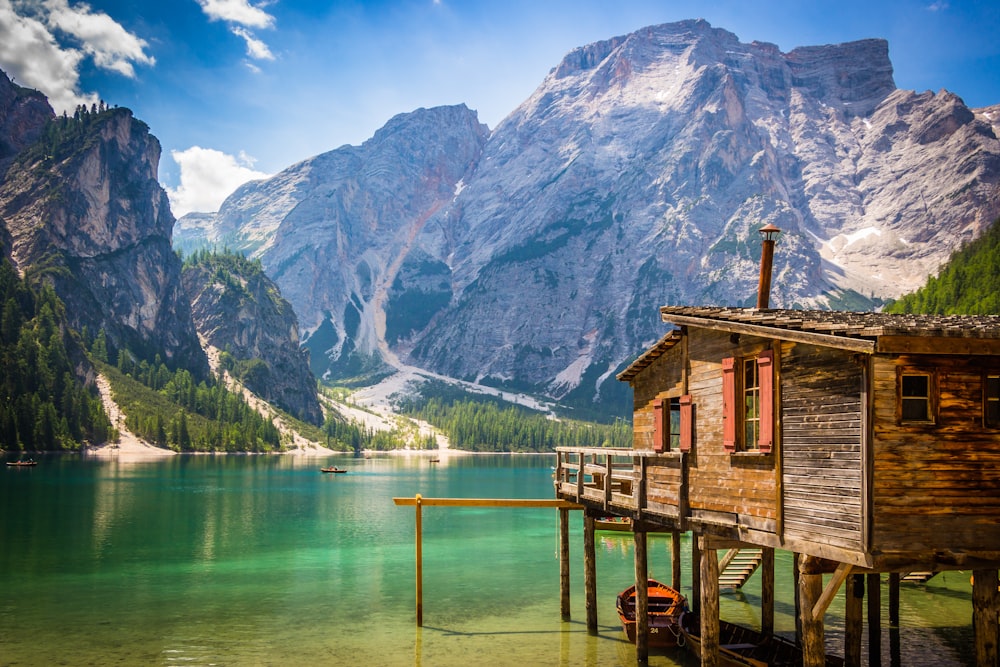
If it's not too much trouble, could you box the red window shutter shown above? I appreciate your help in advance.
[679,394,693,452]
[722,357,736,451]
[757,350,774,453]
[653,398,666,452]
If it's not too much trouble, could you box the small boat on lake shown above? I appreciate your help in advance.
[6,460,37,467]
[679,614,844,667]
[596,516,632,532]
[320,467,347,474]
[616,579,687,647]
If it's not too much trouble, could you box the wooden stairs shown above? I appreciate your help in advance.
[719,548,764,589]
[901,571,938,584]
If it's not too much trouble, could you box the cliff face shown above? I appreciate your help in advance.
[0,72,51,175]
[176,21,1000,411]
[0,94,207,374]
[182,253,323,425]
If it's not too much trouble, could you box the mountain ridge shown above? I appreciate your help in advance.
[175,20,1000,414]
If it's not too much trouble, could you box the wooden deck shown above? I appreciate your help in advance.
[553,447,684,522]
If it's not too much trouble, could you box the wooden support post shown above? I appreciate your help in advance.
[699,537,720,667]
[972,568,999,667]
[761,547,775,638]
[559,507,570,620]
[888,573,900,628]
[415,494,423,627]
[888,572,901,667]
[635,528,649,665]
[845,574,864,667]
[584,511,598,634]
[691,532,702,614]
[793,553,802,645]
[671,530,682,592]
[867,573,882,667]
[799,568,825,667]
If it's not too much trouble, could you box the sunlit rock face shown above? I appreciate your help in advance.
[0,82,207,374]
[177,21,1000,411]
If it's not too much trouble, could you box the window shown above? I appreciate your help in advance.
[899,372,933,423]
[723,351,774,453]
[986,374,1000,427]
[743,358,760,448]
[653,395,693,452]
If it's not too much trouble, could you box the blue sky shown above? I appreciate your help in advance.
[1,0,998,216]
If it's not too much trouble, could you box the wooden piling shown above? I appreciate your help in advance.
[691,533,702,614]
[888,573,899,627]
[584,511,598,633]
[415,494,423,627]
[559,507,570,620]
[867,573,882,667]
[799,569,825,667]
[699,538,720,667]
[972,568,999,667]
[845,573,864,667]
[671,530,682,592]
[761,547,775,637]
[634,528,649,664]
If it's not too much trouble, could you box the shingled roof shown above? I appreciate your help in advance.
[617,307,1000,383]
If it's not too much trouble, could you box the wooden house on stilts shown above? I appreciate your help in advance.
[553,227,1000,666]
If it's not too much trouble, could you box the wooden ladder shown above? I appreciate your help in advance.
[901,571,938,584]
[718,548,764,589]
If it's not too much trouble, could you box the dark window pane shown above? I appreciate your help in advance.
[902,397,929,421]
[902,374,928,398]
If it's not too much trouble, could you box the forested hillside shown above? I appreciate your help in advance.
[886,217,1000,315]
[0,249,112,451]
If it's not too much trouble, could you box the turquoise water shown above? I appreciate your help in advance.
[0,454,976,666]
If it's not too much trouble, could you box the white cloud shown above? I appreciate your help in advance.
[195,0,276,64]
[0,0,152,114]
[43,0,155,77]
[165,146,271,217]
[195,0,274,29]
[232,25,274,61]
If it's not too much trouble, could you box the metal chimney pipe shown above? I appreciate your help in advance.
[756,223,781,309]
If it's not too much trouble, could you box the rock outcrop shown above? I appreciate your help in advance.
[0,89,207,374]
[176,21,1000,412]
[182,252,323,425]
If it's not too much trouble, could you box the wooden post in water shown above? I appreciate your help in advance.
[690,532,701,614]
[867,573,882,667]
[888,573,899,627]
[761,547,775,637]
[844,573,864,667]
[671,530,682,591]
[415,494,423,627]
[584,511,598,633]
[634,528,649,664]
[559,507,571,620]
[699,537,720,667]
[972,568,999,667]
[799,565,825,667]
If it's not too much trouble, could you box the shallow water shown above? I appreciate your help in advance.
[0,454,976,665]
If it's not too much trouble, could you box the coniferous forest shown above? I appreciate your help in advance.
[0,252,112,451]
[886,217,1000,315]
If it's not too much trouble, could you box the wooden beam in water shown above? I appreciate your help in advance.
[392,495,584,626]
[393,497,583,508]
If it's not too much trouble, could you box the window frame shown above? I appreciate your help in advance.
[984,372,1000,428]
[896,368,937,426]
[723,350,774,454]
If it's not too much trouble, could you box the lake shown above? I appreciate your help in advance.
[0,453,976,665]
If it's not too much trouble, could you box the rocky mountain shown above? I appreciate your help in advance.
[0,68,321,435]
[181,251,323,425]
[0,93,207,373]
[175,20,1000,413]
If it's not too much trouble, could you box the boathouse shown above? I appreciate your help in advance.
[554,236,1000,666]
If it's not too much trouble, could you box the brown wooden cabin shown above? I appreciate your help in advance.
[554,306,1000,666]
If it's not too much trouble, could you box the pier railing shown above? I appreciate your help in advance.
[553,447,685,520]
